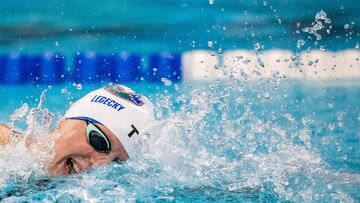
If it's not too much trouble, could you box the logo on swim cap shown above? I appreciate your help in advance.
[105,85,144,106]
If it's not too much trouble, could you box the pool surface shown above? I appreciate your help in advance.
[0,0,358,54]
[0,80,359,202]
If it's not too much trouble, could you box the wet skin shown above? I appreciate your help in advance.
[49,119,129,176]
[0,124,10,145]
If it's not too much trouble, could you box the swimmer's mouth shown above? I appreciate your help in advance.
[65,158,81,175]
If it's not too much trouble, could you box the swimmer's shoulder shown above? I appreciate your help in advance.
[0,124,10,145]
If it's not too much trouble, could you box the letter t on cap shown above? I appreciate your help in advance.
[128,125,139,137]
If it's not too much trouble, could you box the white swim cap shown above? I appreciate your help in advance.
[64,84,154,158]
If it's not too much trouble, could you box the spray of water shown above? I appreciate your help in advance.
[127,80,360,201]
[302,10,332,41]
[0,89,55,189]
[0,78,359,202]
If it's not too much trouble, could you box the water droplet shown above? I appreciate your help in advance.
[55,41,59,47]
[254,42,261,51]
[313,21,323,31]
[328,123,335,131]
[297,39,305,49]
[355,42,359,49]
[257,58,265,67]
[209,0,214,5]
[320,45,326,51]
[75,83,82,90]
[61,88,68,94]
[344,24,350,29]
[316,34,322,41]
[315,10,327,21]
[302,27,310,33]
[207,41,213,48]
[161,78,172,86]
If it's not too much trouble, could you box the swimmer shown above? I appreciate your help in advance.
[0,84,154,176]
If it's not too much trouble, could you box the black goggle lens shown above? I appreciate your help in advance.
[86,122,111,153]
[88,131,109,152]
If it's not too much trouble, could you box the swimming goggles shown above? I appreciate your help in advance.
[68,117,111,153]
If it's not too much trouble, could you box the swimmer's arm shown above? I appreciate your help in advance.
[0,124,10,145]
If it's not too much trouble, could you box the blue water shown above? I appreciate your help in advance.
[0,0,358,55]
[0,80,359,202]
[0,0,359,202]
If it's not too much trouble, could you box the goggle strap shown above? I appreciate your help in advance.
[68,116,102,125]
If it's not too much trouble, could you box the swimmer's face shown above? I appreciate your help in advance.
[49,119,129,176]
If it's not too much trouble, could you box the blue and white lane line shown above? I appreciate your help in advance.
[0,49,359,84]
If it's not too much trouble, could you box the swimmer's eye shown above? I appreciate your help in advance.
[86,122,111,153]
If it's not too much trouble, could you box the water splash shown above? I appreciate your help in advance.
[0,89,55,190]
[302,10,332,41]
[133,81,360,201]
[1,82,359,202]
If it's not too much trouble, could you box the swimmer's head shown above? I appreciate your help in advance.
[65,84,154,158]
[49,84,154,175]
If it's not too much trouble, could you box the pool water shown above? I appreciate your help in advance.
[0,0,359,201]
[0,79,359,202]
[0,0,359,54]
